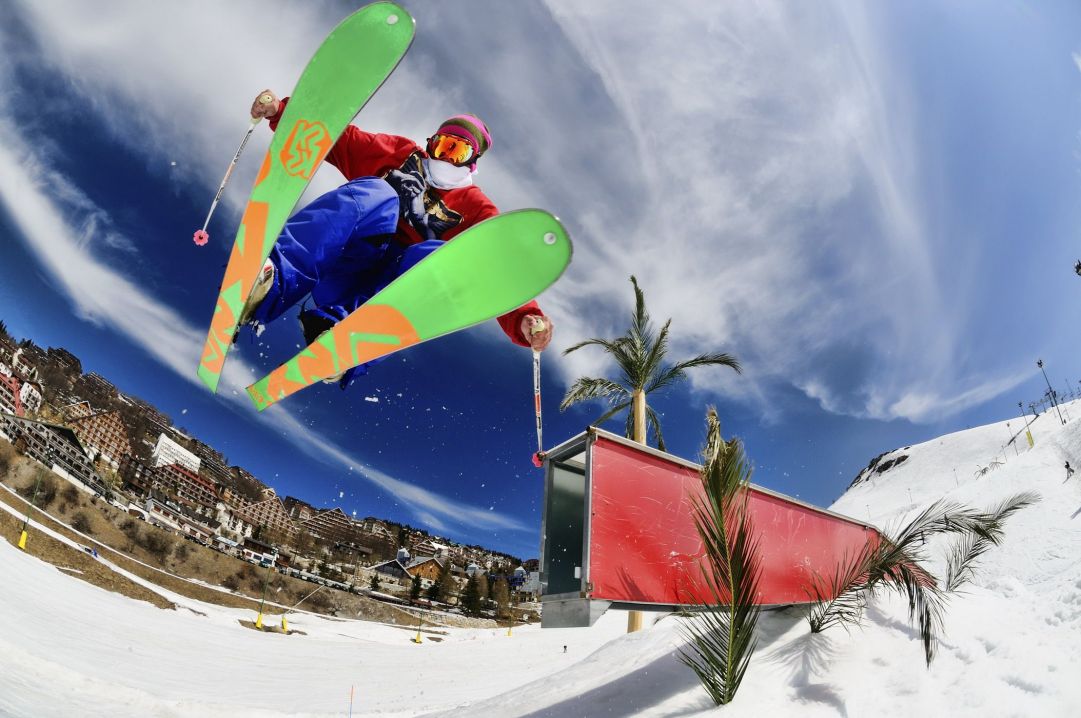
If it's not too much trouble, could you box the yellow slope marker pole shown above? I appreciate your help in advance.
[254,562,273,629]
[18,464,46,551]
[411,613,423,644]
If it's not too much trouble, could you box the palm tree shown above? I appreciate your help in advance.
[562,275,742,634]
[560,276,742,451]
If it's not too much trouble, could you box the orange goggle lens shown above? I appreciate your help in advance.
[427,134,476,166]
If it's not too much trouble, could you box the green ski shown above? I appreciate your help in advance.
[198,2,415,393]
[246,209,573,410]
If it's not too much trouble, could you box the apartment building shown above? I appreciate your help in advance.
[150,434,200,473]
[235,495,298,539]
[299,507,359,545]
[0,412,104,493]
[68,409,133,469]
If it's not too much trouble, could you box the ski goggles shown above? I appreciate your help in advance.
[426,133,477,167]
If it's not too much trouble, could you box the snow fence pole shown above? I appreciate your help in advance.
[192,94,272,246]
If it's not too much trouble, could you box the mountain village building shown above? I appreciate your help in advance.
[235,495,298,539]
[0,373,23,417]
[17,380,42,415]
[151,434,201,474]
[46,347,82,375]
[153,463,219,516]
[299,507,359,545]
[0,412,104,493]
[79,372,118,400]
[68,409,133,469]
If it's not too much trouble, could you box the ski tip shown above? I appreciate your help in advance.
[193,229,209,246]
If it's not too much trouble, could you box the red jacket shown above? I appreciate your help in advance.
[270,98,543,347]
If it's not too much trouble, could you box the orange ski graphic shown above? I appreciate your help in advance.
[248,304,420,409]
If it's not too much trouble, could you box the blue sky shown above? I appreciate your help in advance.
[1,0,1080,559]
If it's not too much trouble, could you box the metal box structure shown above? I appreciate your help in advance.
[539,428,880,628]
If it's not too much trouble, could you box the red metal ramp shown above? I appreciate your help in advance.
[539,428,880,628]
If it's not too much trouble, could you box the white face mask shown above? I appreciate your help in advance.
[424,158,474,190]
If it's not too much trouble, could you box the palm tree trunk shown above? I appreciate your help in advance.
[632,390,647,444]
[628,389,646,633]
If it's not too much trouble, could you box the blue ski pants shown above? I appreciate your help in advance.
[254,177,443,324]
[252,176,443,378]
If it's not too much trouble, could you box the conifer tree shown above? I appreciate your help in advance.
[410,574,422,603]
[369,572,381,592]
[493,577,511,620]
[461,575,481,616]
[436,562,455,603]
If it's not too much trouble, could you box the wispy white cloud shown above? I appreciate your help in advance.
[4,0,1052,435]
[528,0,1027,424]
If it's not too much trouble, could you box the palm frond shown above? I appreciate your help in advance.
[641,318,672,388]
[610,337,647,390]
[645,353,742,395]
[804,540,878,633]
[879,552,947,666]
[865,509,950,666]
[562,336,626,356]
[644,365,687,396]
[800,492,1036,668]
[593,400,632,428]
[944,492,1039,592]
[646,404,666,452]
[671,352,743,375]
[559,377,628,412]
[629,275,651,345]
[973,491,1040,543]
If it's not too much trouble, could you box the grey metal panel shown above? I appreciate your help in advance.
[540,596,612,628]
[544,430,590,464]
[581,431,595,598]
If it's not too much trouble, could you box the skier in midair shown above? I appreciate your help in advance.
[239,89,553,386]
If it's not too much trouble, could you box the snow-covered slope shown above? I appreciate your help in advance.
[3,405,1080,717]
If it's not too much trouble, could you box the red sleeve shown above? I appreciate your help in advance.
[497,301,546,347]
[268,97,416,179]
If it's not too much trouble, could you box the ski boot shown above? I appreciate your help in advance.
[298,309,355,387]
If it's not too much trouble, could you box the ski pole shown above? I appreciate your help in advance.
[193,94,273,246]
[531,349,544,467]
